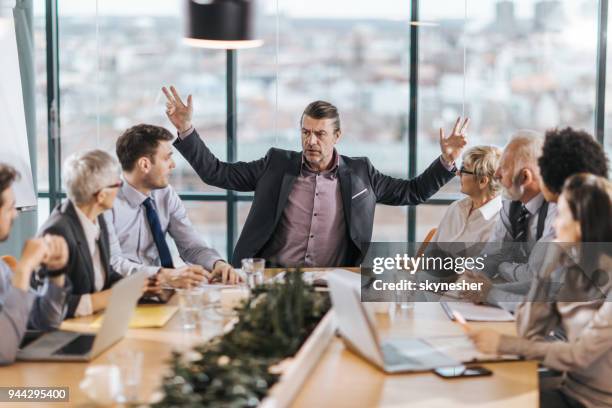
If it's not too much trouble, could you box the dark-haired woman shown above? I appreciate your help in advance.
[466,173,612,408]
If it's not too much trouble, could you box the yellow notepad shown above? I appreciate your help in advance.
[91,305,178,329]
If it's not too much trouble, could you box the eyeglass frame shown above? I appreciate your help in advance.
[93,180,124,196]
[456,166,476,176]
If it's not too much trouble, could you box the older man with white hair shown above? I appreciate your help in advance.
[460,131,558,305]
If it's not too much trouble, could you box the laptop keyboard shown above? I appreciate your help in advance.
[53,335,95,356]
[381,343,421,367]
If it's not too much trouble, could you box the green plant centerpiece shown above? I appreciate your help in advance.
[154,269,331,407]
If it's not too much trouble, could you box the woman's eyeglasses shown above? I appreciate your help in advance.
[457,166,475,176]
[94,180,124,196]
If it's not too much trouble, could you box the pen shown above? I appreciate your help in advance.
[452,310,469,332]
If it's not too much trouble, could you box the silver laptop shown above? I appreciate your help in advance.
[18,272,147,362]
[328,269,459,373]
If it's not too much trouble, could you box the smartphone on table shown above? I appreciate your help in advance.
[433,365,492,379]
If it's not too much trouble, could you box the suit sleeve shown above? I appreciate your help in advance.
[27,279,69,331]
[369,156,455,205]
[173,129,270,192]
[0,266,35,365]
[39,223,82,319]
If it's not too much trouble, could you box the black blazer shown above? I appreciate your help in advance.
[175,130,455,267]
[38,200,123,317]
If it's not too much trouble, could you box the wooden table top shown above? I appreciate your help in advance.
[0,268,538,407]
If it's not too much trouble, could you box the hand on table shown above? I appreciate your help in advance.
[465,326,502,355]
[158,265,210,288]
[457,270,492,303]
[210,261,243,285]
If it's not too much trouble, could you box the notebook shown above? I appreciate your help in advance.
[91,305,178,329]
[441,301,515,322]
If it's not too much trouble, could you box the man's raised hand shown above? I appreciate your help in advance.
[439,117,469,165]
[162,85,193,133]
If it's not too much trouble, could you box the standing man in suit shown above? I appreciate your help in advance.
[162,86,468,267]
[0,164,69,364]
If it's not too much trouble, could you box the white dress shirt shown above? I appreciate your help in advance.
[432,195,502,254]
[73,206,105,317]
[104,179,222,277]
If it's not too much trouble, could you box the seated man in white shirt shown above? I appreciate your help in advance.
[430,145,502,257]
[105,124,241,287]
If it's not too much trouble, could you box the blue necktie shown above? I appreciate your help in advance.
[142,197,174,268]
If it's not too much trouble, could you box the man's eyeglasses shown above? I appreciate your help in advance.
[94,180,124,196]
[457,166,475,176]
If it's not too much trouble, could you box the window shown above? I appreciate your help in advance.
[418,0,599,236]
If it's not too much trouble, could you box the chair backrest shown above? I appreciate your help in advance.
[416,228,437,258]
[1,255,18,272]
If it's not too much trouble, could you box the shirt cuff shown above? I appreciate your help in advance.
[178,126,195,140]
[205,258,225,272]
[439,155,456,171]
[74,294,93,317]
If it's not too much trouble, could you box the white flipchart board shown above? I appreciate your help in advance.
[0,17,36,209]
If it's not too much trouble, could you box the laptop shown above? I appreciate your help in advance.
[18,271,147,362]
[328,269,460,373]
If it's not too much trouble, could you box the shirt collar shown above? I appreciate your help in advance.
[73,204,100,243]
[478,195,502,221]
[120,176,151,207]
[301,148,340,176]
[524,193,545,215]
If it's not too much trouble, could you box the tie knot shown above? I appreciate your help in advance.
[142,197,154,209]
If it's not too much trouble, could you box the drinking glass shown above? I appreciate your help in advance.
[241,258,265,289]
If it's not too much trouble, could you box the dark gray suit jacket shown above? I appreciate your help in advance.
[175,130,455,266]
[38,200,123,317]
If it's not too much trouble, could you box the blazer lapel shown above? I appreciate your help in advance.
[97,215,112,288]
[64,201,96,292]
[338,157,353,231]
[273,154,301,226]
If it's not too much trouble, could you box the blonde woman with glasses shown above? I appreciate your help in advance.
[429,145,503,257]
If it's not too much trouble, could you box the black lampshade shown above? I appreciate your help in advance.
[184,0,263,49]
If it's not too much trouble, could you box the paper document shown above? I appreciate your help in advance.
[92,305,178,329]
[441,301,515,322]
[424,335,520,363]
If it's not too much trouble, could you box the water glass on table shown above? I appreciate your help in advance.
[176,287,204,330]
[241,258,265,289]
[109,350,144,404]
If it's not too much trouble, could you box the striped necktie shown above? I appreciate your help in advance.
[510,201,530,242]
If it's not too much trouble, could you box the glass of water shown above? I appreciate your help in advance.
[241,258,265,289]
[176,287,203,330]
[109,350,143,404]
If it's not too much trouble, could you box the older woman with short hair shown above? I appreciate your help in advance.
[39,150,130,317]
[429,145,502,256]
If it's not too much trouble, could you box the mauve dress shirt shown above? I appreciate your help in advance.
[260,150,349,267]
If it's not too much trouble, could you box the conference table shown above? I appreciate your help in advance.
[0,268,538,407]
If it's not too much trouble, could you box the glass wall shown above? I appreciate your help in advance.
[417,0,599,238]
[34,0,609,255]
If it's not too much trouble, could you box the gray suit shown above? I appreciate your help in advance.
[174,130,455,266]
[0,260,68,365]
